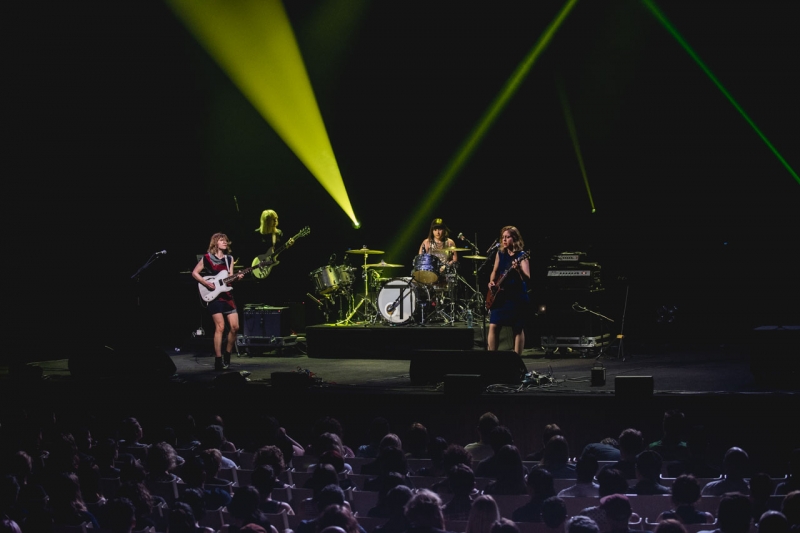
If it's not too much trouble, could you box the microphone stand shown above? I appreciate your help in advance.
[130,252,165,308]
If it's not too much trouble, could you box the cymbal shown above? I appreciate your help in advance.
[462,255,488,260]
[363,262,404,268]
[346,248,384,254]
[441,247,470,252]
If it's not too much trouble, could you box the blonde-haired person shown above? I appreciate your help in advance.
[466,495,501,533]
[487,226,530,355]
[192,233,243,371]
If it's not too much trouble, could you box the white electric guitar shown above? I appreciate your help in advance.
[197,257,264,303]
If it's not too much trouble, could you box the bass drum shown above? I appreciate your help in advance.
[378,277,431,324]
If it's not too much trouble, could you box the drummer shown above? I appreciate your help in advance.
[418,218,459,276]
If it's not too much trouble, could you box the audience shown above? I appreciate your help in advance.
[702,448,750,496]
[558,454,600,497]
[466,495,500,533]
[465,413,500,463]
[658,474,715,525]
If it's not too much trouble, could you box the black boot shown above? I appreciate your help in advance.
[223,350,231,367]
[214,357,227,371]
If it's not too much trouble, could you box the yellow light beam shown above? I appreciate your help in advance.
[642,0,799,186]
[166,0,358,221]
[388,0,581,258]
[557,77,596,213]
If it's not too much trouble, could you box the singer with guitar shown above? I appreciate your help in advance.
[486,226,530,355]
[192,233,244,371]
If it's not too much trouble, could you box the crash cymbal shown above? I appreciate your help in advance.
[462,255,488,260]
[440,247,470,252]
[363,262,404,268]
[346,248,384,254]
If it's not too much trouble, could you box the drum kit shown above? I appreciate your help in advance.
[308,245,488,326]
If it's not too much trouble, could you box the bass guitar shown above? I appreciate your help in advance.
[485,250,531,311]
[251,226,311,279]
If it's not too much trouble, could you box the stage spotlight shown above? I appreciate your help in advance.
[352,220,361,229]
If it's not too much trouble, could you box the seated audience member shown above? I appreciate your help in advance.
[567,515,600,533]
[199,426,237,469]
[252,445,289,488]
[430,445,474,495]
[307,433,352,473]
[541,436,577,479]
[657,474,715,524]
[576,468,631,533]
[775,449,800,496]
[177,487,217,533]
[367,472,410,518]
[361,434,404,476]
[757,511,789,533]
[115,480,164,531]
[653,519,688,533]
[416,437,449,477]
[248,415,305,464]
[100,497,137,533]
[404,489,456,533]
[48,472,101,530]
[474,426,514,479]
[316,504,364,533]
[630,451,670,495]
[511,468,556,523]
[179,454,232,510]
[405,423,430,459]
[781,490,800,530]
[295,484,349,533]
[94,438,121,479]
[118,418,149,457]
[525,424,563,462]
[465,413,500,463]
[541,496,568,530]
[145,442,183,485]
[484,445,527,496]
[600,494,647,533]
[559,453,600,497]
[648,410,690,464]
[303,464,341,494]
[701,448,750,496]
[250,465,294,515]
[698,493,752,533]
[466,494,500,533]
[197,448,232,487]
[582,438,622,462]
[205,415,237,452]
[372,485,413,533]
[226,486,278,533]
[442,464,476,521]
[491,518,520,533]
[310,417,355,459]
[749,472,776,523]
[603,429,645,480]
[168,500,214,533]
[672,426,720,478]
[357,417,391,459]
[364,447,413,493]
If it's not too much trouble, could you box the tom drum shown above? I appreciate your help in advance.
[412,254,441,285]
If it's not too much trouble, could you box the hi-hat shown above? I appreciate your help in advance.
[346,248,384,254]
[440,247,470,252]
[363,262,403,268]
[462,255,488,260]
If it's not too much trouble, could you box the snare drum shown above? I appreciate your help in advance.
[309,265,340,294]
[378,277,431,324]
[412,254,441,285]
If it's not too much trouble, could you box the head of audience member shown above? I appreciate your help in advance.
[542,436,571,469]
[7,451,33,487]
[312,417,347,446]
[758,511,789,533]
[313,433,347,460]
[0,519,22,533]
[717,493,752,533]
[199,448,224,479]
[405,489,445,530]
[526,467,556,500]
[228,486,265,525]
[466,494,500,533]
[48,433,80,474]
[378,446,409,478]
[576,454,599,484]
[494,445,526,483]
[379,434,403,453]
[307,464,340,495]
[442,445,474,472]
[318,450,346,475]
[491,518,520,533]
[566,515,600,533]
[427,437,449,465]
[722,447,749,480]
[406,423,430,458]
[250,465,278,498]
[115,481,156,520]
[365,417,391,447]
[200,425,229,453]
[618,429,644,461]
[314,484,347,515]
[448,464,476,498]
[661,410,687,442]
[653,519,688,533]
[541,496,568,529]
[781,491,800,529]
[48,472,88,521]
[750,472,774,503]
[383,485,413,519]
[0,476,20,519]
[168,501,198,533]
[253,445,286,478]
[635,450,664,481]
[596,468,629,497]
[487,426,514,454]
[146,442,178,478]
[178,487,208,524]
[477,413,500,444]
[119,418,144,447]
[317,504,360,533]
[600,494,633,531]
[540,424,563,448]
[102,497,137,533]
[670,474,702,506]
[94,438,119,469]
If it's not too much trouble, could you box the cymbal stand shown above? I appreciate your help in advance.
[341,253,380,324]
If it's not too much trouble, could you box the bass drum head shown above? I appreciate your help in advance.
[378,277,419,324]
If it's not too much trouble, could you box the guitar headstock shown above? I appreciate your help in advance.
[297,226,311,238]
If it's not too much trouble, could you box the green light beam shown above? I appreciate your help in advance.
[388,0,581,259]
[642,0,799,186]
[557,77,596,213]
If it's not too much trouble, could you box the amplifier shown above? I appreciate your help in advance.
[546,263,601,290]
[243,305,291,338]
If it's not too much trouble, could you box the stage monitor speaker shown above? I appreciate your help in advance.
[69,344,177,381]
[409,350,526,386]
[615,375,653,399]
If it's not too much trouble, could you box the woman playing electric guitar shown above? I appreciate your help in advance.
[487,226,531,355]
[192,233,244,371]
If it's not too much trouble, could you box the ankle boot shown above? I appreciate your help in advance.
[223,350,231,367]
[214,357,227,371]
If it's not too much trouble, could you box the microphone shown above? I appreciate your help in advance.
[155,250,167,255]
[486,241,500,254]
[457,232,465,241]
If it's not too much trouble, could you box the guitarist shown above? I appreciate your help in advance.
[192,233,244,371]
[487,226,531,355]
[253,209,295,279]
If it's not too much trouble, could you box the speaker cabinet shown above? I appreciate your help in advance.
[409,350,526,386]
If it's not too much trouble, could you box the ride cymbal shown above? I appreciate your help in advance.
[346,248,384,254]
[440,247,470,252]
[363,263,404,268]
[462,255,488,260]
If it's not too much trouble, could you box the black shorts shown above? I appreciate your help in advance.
[207,298,237,316]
